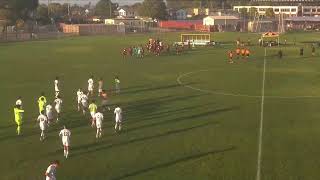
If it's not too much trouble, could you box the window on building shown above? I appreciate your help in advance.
[274,8,279,12]
[291,9,296,12]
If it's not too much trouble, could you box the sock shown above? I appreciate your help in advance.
[114,124,117,130]
[119,124,122,131]
[17,125,21,135]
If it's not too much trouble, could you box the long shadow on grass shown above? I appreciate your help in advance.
[58,106,237,157]
[120,83,196,95]
[111,146,236,180]
[68,121,219,157]
[122,106,237,135]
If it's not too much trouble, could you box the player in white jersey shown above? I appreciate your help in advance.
[59,126,71,158]
[76,88,83,111]
[54,96,63,122]
[45,160,60,180]
[54,77,60,98]
[114,106,123,132]
[88,76,94,96]
[98,77,103,96]
[94,110,104,139]
[80,92,88,115]
[37,110,48,141]
[15,96,23,107]
[46,104,54,124]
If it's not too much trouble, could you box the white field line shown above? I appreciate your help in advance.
[256,48,267,180]
[177,70,320,99]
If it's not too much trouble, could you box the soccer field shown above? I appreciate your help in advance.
[1,32,320,180]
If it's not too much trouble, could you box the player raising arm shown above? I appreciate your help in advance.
[59,126,71,159]
[37,110,48,141]
[45,160,60,180]
[94,110,104,139]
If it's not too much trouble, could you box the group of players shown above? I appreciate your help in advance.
[228,47,251,64]
[122,38,177,58]
[13,75,124,162]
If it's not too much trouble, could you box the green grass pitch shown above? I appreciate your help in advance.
[1,32,320,180]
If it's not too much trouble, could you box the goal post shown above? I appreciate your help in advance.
[180,34,211,46]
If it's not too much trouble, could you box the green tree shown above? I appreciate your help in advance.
[138,0,168,20]
[95,0,116,17]
[265,8,275,18]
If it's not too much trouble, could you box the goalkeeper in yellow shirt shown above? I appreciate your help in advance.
[38,92,47,114]
[14,105,24,135]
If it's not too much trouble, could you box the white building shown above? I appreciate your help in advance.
[118,9,127,17]
[233,6,298,17]
[203,16,240,26]
[234,5,320,17]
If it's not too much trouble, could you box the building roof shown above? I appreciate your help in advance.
[285,16,320,22]
[205,16,239,20]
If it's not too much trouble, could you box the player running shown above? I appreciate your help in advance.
[37,110,48,141]
[236,48,241,59]
[76,88,83,111]
[80,92,89,115]
[54,96,63,122]
[115,76,120,94]
[54,77,60,98]
[38,92,47,114]
[14,105,24,135]
[46,103,54,125]
[59,126,71,158]
[98,78,103,96]
[228,51,234,64]
[101,90,110,111]
[94,110,104,139]
[45,160,60,180]
[89,100,98,127]
[88,76,94,96]
[114,106,123,132]
[245,48,250,59]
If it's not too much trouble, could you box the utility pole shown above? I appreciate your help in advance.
[109,1,112,18]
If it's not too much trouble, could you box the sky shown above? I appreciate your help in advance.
[39,0,143,6]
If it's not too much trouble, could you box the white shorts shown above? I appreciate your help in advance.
[98,88,102,93]
[82,101,88,108]
[88,86,93,91]
[55,87,59,92]
[62,139,70,147]
[96,122,102,129]
[46,176,56,180]
[40,123,46,131]
[55,106,61,114]
[90,112,95,119]
[115,117,122,123]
